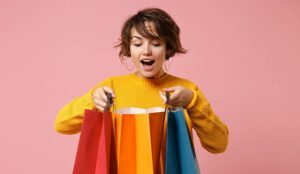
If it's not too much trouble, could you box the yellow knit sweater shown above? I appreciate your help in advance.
[54,73,229,154]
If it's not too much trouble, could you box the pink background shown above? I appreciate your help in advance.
[1,0,300,173]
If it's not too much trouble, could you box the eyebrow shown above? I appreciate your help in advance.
[131,36,142,40]
[131,35,162,42]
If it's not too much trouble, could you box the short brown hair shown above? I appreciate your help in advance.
[115,8,187,61]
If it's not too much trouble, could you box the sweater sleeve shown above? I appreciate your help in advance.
[54,78,112,134]
[186,86,229,154]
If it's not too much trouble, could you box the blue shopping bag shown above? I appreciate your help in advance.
[165,108,200,174]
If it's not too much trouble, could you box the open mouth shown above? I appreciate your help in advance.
[140,59,155,66]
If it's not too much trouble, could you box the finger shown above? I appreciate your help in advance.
[102,86,115,97]
[99,89,108,103]
[159,91,167,104]
[167,90,182,107]
[94,102,105,111]
[94,98,112,111]
[169,89,180,101]
[92,88,102,98]
[93,98,107,109]
[163,86,178,92]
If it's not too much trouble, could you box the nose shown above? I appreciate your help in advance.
[142,43,152,56]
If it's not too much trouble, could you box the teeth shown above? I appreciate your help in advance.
[141,59,154,62]
[141,59,155,66]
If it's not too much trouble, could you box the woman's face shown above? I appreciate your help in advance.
[129,25,166,78]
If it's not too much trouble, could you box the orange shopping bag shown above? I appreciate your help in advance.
[114,107,166,174]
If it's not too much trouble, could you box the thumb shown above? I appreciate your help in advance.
[103,86,115,97]
[163,86,177,92]
[159,91,167,104]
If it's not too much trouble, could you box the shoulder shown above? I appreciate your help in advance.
[167,74,198,89]
[92,73,134,88]
[168,74,209,102]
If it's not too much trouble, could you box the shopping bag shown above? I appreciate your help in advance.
[114,107,166,174]
[165,108,200,174]
[72,107,169,174]
[73,109,118,174]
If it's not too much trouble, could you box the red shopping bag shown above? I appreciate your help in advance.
[73,109,117,174]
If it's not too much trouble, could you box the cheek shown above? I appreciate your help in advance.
[154,48,166,62]
[129,46,141,65]
[130,45,141,56]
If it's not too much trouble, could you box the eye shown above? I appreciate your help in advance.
[133,43,142,47]
[152,43,161,47]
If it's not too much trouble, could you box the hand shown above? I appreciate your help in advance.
[92,86,115,111]
[159,86,193,108]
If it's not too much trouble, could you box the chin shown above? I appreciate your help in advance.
[143,73,155,78]
[141,71,157,78]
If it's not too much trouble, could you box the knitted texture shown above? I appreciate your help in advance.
[54,73,229,153]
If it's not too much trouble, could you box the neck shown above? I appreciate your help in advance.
[150,71,167,79]
[135,70,166,79]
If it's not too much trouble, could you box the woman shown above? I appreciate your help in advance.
[55,8,229,154]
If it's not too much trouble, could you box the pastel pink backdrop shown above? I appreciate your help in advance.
[1,0,299,173]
